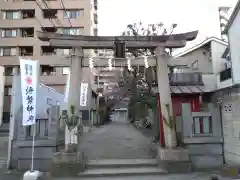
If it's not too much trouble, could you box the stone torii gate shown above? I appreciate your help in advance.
[37,31,198,149]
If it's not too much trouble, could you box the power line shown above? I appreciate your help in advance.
[59,0,73,28]
[35,0,57,29]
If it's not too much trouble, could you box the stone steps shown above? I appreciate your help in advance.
[78,158,166,178]
[87,158,158,169]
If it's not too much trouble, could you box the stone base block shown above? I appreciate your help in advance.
[157,147,190,161]
[51,151,86,177]
[157,147,192,173]
[219,165,240,177]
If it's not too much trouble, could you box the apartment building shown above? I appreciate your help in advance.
[0,0,98,122]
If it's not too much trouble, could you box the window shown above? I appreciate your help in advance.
[192,116,212,136]
[62,67,70,75]
[4,67,20,75]
[0,47,17,56]
[20,28,34,37]
[64,10,82,19]
[191,60,199,70]
[5,67,14,76]
[3,11,21,20]
[41,65,56,76]
[22,10,35,19]
[220,68,232,82]
[62,28,84,35]
[4,87,12,96]
[47,98,52,105]
[1,29,17,37]
[173,66,190,73]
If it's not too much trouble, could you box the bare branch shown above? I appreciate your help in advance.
[122,21,177,57]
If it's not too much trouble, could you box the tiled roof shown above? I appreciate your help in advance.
[170,85,205,94]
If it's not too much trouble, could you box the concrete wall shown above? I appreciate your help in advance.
[181,103,223,169]
[228,7,240,84]
[214,87,240,165]
[0,66,4,125]
[217,76,233,89]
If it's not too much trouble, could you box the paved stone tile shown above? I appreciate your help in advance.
[78,120,154,160]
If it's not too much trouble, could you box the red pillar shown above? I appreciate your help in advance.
[157,94,164,147]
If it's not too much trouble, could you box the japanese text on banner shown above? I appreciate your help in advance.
[80,83,88,107]
[20,59,39,126]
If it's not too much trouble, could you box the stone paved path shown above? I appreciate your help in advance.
[79,119,155,160]
[56,172,212,180]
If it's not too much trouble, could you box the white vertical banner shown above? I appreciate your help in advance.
[20,58,39,126]
[80,82,88,107]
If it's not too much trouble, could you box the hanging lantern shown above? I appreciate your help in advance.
[127,58,133,71]
[89,57,94,69]
[144,56,149,68]
[108,58,113,70]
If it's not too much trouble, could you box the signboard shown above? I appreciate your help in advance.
[80,83,88,107]
[20,58,39,126]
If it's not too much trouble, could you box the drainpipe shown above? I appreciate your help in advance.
[219,103,226,164]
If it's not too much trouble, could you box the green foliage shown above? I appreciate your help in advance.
[162,104,176,130]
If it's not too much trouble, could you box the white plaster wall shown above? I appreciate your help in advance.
[222,95,240,165]
[228,8,240,84]
[202,74,217,92]
[179,48,213,73]
[210,41,233,89]
[216,75,233,89]
[210,41,228,74]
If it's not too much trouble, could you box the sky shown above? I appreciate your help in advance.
[98,0,238,52]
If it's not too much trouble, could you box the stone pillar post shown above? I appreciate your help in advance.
[155,46,177,149]
[65,48,83,150]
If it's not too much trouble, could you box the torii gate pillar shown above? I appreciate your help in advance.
[155,46,177,149]
[65,48,83,150]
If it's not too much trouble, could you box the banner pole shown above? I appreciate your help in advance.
[31,123,36,171]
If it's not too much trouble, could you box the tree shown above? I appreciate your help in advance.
[122,22,177,56]
[121,21,177,142]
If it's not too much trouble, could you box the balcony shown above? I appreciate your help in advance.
[94,0,98,10]
[43,9,57,19]
[94,13,98,24]
[169,72,203,85]
[20,27,34,37]
[220,68,232,82]
[41,46,57,56]
[19,46,33,56]
[22,10,35,19]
